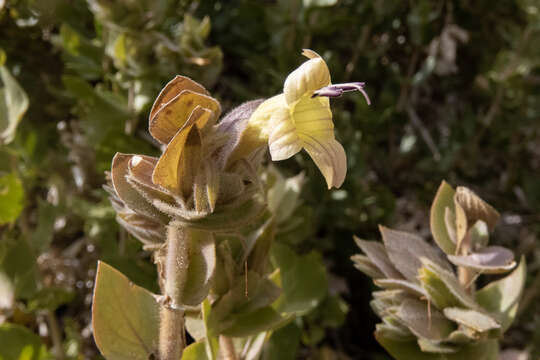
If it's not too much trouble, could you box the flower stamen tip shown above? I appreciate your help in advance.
[312,82,371,106]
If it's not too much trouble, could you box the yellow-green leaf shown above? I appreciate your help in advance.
[0,65,29,144]
[0,173,24,225]
[430,181,457,254]
[92,261,159,360]
[475,256,526,332]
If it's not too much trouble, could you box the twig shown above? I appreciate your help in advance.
[406,104,441,161]
[46,310,66,360]
[219,335,238,360]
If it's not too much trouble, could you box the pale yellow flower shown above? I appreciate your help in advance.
[233,49,370,189]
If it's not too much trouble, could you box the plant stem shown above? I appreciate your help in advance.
[159,223,189,360]
[219,335,237,360]
[457,233,474,293]
[46,310,66,360]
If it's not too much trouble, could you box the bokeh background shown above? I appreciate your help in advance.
[0,0,539,358]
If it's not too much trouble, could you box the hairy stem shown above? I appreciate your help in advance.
[457,233,475,292]
[219,335,237,360]
[159,223,189,360]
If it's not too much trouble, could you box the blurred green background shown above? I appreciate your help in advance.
[0,0,539,358]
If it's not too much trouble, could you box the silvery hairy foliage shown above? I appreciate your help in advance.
[352,181,526,360]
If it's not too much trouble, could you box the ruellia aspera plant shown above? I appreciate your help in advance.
[352,181,526,360]
[92,49,369,360]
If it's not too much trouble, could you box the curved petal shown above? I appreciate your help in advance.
[149,90,220,144]
[152,119,203,197]
[268,107,302,161]
[227,94,286,165]
[149,75,209,121]
[302,137,346,189]
[284,54,331,106]
[111,153,167,222]
[293,96,334,140]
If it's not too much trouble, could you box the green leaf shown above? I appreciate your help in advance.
[0,237,38,299]
[417,338,457,354]
[182,341,209,360]
[319,295,348,328]
[0,173,25,225]
[373,279,426,298]
[397,299,455,341]
[27,287,75,312]
[0,271,14,310]
[443,307,500,332]
[379,226,453,283]
[0,323,48,360]
[92,261,159,360]
[180,230,216,306]
[475,256,526,332]
[430,181,457,254]
[271,242,327,315]
[376,330,499,360]
[447,246,515,274]
[263,322,302,360]
[30,200,57,253]
[0,65,29,144]
[419,258,478,310]
[303,0,338,7]
[354,237,402,279]
[351,254,384,279]
[208,271,281,334]
[245,219,275,276]
[221,306,288,337]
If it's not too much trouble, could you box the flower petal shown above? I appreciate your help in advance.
[284,52,331,106]
[152,107,209,196]
[268,107,302,161]
[149,75,209,121]
[302,137,346,189]
[293,96,334,140]
[227,94,286,165]
[149,89,220,144]
[111,153,167,222]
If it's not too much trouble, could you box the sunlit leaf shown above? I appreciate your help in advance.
[263,322,302,360]
[443,307,500,332]
[271,242,327,315]
[379,226,452,283]
[475,256,526,332]
[397,299,455,341]
[180,230,216,306]
[0,173,24,224]
[351,254,384,279]
[0,65,29,144]
[92,261,159,360]
[181,341,209,360]
[418,258,478,310]
[430,181,457,254]
[0,237,38,299]
[354,236,402,279]
[0,323,48,360]
[447,246,515,274]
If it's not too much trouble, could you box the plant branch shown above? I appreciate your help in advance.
[46,310,66,360]
[219,335,238,360]
[159,223,189,360]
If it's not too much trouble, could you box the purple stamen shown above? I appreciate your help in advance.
[312,82,371,105]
